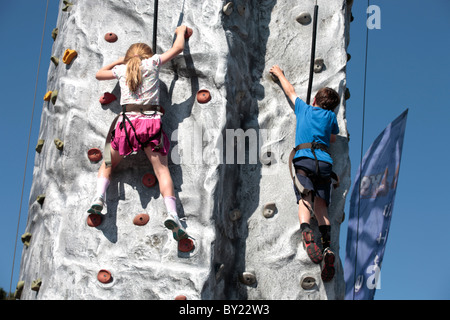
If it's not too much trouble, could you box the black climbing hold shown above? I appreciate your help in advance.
[36,194,45,206]
[296,12,312,25]
[314,58,324,73]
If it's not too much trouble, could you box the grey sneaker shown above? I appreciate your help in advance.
[87,197,104,215]
[164,211,187,241]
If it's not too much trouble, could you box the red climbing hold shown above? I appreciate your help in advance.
[197,90,211,104]
[99,92,117,105]
[142,173,157,188]
[97,269,112,284]
[88,148,102,163]
[178,238,195,253]
[175,295,187,300]
[87,214,102,227]
[104,32,118,43]
[133,213,150,226]
[185,27,193,39]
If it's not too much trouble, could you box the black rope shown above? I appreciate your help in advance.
[152,0,159,53]
[352,0,370,300]
[306,1,319,105]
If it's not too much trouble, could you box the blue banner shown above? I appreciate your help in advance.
[344,109,408,300]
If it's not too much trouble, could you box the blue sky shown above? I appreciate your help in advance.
[0,0,449,299]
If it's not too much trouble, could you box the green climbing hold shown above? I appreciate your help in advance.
[51,28,58,41]
[51,90,58,105]
[21,232,32,248]
[54,139,64,151]
[36,194,45,206]
[62,1,73,11]
[31,278,42,292]
[51,56,59,66]
[14,281,25,299]
[36,139,44,153]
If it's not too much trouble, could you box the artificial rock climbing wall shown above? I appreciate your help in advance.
[18,0,352,300]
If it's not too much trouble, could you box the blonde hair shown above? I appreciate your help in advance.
[124,43,154,92]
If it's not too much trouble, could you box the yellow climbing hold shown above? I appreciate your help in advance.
[21,232,32,248]
[36,139,44,153]
[54,139,64,151]
[14,281,24,299]
[62,1,73,11]
[43,91,52,101]
[31,278,42,292]
[63,49,77,64]
[51,90,58,105]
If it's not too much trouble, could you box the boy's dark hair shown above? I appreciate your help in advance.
[314,87,340,111]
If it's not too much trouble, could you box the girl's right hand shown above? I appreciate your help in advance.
[175,25,187,36]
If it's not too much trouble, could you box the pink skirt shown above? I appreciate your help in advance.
[111,113,170,156]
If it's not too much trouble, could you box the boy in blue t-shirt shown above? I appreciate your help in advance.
[270,65,340,282]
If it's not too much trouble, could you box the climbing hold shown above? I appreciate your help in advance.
[300,275,316,290]
[178,238,195,253]
[31,278,42,292]
[62,49,77,64]
[51,28,58,41]
[104,32,118,43]
[239,272,256,286]
[14,281,24,299]
[35,139,44,153]
[36,194,45,206]
[54,139,64,151]
[97,269,112,284]
[87,148,102,163]
[21,232,32,248]
[87,214,102,227]
[51,90,58,105]
[133,213,150,226]
[175,295,187,300]
[229,209,241,221]
[223,2,234,15]
[237,5,246,16]
[51,56,59,66]
[185,27,193,39]
[99,92,117,105]
[345,87,351,100]
[43,91,52,101]
[197,89,211,104]
[296,12,312,25]
[62,0,73,11]
[215,263,225,281]
[262,202,277,218]
[314,58,324,73]
[142,173,157,188]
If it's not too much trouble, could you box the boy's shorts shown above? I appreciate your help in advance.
[293,157,333,206]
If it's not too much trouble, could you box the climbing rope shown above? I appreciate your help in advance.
[9,0,50,296]
[352,0,371,300]
[306,0,319,105]
[152,0,159,53]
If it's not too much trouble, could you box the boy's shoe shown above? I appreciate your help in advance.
[87,197,104,215]
[321,247,336,282]
[164,212,188,241]
[302,228,323,264]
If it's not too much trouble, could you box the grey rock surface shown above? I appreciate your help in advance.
[18,0,352,300]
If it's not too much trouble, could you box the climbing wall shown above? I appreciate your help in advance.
[17,0,352,300]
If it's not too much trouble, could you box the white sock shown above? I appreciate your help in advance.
[164,196,177,213]
[96,177,110,200]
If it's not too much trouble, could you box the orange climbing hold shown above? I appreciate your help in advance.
[99,92,117,105]
[142,173,157,188]
[133,213,150,226]
[197,89,211,104]
[44,91,52,101]
[175,295,187,300]
[87,214,102,227]
[97,269,112,284]
[178,238,195,253]
[104,32,118,43]
[63,49,77,64]
[88,148,102,163]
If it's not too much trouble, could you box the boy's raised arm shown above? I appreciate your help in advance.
[270,65,297,105]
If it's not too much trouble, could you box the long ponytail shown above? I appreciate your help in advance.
[124,43,154,93]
